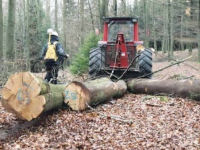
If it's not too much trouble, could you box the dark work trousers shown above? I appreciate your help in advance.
[44,60,59,84]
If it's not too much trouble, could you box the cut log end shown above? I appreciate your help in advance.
[64,81,91,111]
[1,72,46,121]
[64,79,127,111]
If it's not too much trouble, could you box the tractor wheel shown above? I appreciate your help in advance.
[138,49,152,78]
[89,47,105,77]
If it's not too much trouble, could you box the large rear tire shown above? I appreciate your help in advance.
[89,47,105,77]
[138,49,152,78]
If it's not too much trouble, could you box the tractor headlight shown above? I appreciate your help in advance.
[98,41,107,47]
[136,44,145,51]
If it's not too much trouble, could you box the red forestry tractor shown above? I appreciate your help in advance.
[89,17,152,79]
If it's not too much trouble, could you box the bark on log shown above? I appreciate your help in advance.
[0,72,66,121]
[64,78,127,111]
[127,79,200,100]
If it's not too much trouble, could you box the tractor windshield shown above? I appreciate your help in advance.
[108,21,134,42]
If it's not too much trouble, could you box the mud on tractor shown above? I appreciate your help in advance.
[89,17,152,79]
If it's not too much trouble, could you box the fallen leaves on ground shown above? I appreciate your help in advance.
[0,94,199,149]
[0,55,200,149]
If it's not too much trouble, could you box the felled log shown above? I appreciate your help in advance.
[127,79,200,100]
[1,72,66,121]
[64,78,127,111]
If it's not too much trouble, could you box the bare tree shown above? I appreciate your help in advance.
[80,0,85,44]
[99,0,109,31]
[198,0,200,62]
[55,0,58,31]
[113,0,117,16]
[6,0,16,59]
[27,0,38,59]
[121,0,126,16]
[0,0,3,59]
[143,0,148,47]
[62,0,67,51]
[168,0,173,57]
[46,0,51,25]
[88,0,95,32]
[152,0,157,51]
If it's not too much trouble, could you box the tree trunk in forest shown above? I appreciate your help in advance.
[80,0,85,44]
[23,0,28,60]
[27,1,38,60]
[134,0,138,16]
[127,79,200,101]
[113,0,117,16]
[152,0,157,52]
[98,0,101,30]
[198,0,200,62]
[99,0,108,31]
[62,0,67,51]
[6,0,16,60]
[55,0,58,31]
[143,0,148,47]
[180,15,184,51]
[0,72,67,121]
[88,0,95,32]
[64,78,127,111]
[0,0,3,59]
[162,2,168,53]
[121,0,126,16]
[168,0,173,58]
[46,0,51,25]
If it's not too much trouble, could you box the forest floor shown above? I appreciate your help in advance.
[0,50,200,149]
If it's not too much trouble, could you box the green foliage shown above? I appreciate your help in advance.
[70,33,101,75]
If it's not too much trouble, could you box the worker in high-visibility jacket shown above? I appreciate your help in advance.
[40,29,69,84]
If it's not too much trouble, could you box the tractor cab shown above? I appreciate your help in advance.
[103,17,139,43]
[89,17,152,79]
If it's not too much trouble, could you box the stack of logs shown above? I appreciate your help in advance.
[1,72,200,121]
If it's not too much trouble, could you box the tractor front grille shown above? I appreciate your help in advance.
[105,43,137,69]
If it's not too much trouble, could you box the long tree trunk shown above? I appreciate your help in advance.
[80,0,85,44]
[46,0,51,25]
[198,0,200,62]
[1,72,67,121]
[180,15,184,51]
[27,0,38,61]
[121,0,126,16]
[113,0,117,16]
[152,0,157,52]
[143,0,148,47]
[168,0,173,58]
[0,0,3,59]
[62,0,67,50]
[64,78,127,111]
[127,79,200,101]
[134,0,138,16]
[88,0,95,32]
[55,0,58,31]
[99,0,108,31]
[162,2,167,53]
[6,0,16,60]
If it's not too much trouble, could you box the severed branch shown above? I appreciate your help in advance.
[86,103,134,124]
[170,58,199,71]
[139,56,192,78]
[154,51,198,71]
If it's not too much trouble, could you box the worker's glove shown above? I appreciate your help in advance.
[64,54,69,58]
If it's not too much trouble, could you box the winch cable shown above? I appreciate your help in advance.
[117,53,140,80]
[109,40,120,79]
